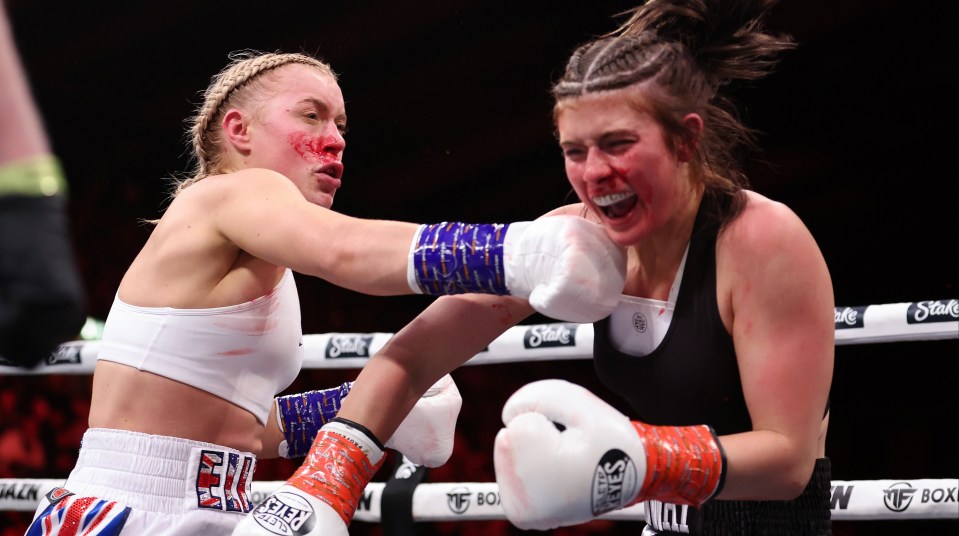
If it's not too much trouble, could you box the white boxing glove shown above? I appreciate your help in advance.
[493,379,648,531]
[385,374,462,467]
[494,379,724,531]
[232,489,347,536]
[503,216,626,323]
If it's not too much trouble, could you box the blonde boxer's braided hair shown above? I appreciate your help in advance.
[175,51,336,195]
[553,0,794,222]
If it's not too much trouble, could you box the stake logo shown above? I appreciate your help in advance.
[326,334,374,358]
[524,324,577,348]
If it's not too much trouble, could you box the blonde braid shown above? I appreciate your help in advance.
[176,51,335,195]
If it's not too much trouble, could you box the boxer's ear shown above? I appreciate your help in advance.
[676,113,703,163]
[222,108,253,153]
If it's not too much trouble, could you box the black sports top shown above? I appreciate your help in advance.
[593,193,752,435]
[592,193,832,535]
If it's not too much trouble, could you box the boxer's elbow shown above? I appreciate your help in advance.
[768,455,818,500]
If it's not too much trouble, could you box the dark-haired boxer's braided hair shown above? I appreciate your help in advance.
[174,51,336,196]
[554,0,793,221]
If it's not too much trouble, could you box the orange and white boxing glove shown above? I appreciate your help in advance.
[493,379,725,531]
[233,419,383,536]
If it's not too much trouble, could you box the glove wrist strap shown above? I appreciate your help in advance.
[275,382,353,458]
[287,420,385,526]
[409,222,511,295]
[630,422,725,507]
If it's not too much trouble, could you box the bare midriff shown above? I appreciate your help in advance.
[88,360,265,455]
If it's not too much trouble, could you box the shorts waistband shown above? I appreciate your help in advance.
[65,428,257,515]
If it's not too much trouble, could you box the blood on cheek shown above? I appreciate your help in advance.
[611,163,654,205]
[287,132,340,164]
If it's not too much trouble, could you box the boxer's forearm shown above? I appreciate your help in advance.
[338,293,532,443]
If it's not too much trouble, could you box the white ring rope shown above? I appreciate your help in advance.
[1,300,956,375]
[2,298,956,524]
[1,478,956,521]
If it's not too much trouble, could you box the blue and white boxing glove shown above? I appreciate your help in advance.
[276,374,461,467]
[408,216,626,323]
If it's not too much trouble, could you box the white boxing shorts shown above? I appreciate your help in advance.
[27,428,256,535]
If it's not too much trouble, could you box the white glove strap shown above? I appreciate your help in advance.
[406,224,428,294]
[501,221,533,299]
[325,419,385,466]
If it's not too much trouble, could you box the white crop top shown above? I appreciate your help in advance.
[607,244,688,356]
[98,269,303,424]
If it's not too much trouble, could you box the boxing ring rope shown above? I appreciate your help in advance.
[1,299,957,524]
[3,300,957,374]
[2,477,958,521]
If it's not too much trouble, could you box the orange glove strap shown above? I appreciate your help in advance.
[630,422,725,507]
[288,429,384,525]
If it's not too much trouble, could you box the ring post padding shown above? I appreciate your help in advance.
[381,456,429,535]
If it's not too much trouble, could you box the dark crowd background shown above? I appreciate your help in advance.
[1,0,956,534]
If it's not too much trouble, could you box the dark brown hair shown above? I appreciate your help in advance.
[554,0,794,224]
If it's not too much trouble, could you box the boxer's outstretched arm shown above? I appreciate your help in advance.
[253,202,592,451]
[211,177,624,322]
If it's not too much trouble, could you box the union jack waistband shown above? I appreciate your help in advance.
[64,429,258,515]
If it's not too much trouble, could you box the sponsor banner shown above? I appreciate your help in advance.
[829,479,959,521]
[465,323,595,366]
[907,299,959,324]
[0,480,54,512]
[300,332,394,370]
[0,340,100,376]
[324,334,376,359]
[413,482,505,521]
[834,306,867,330]
[834,302,959,345]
